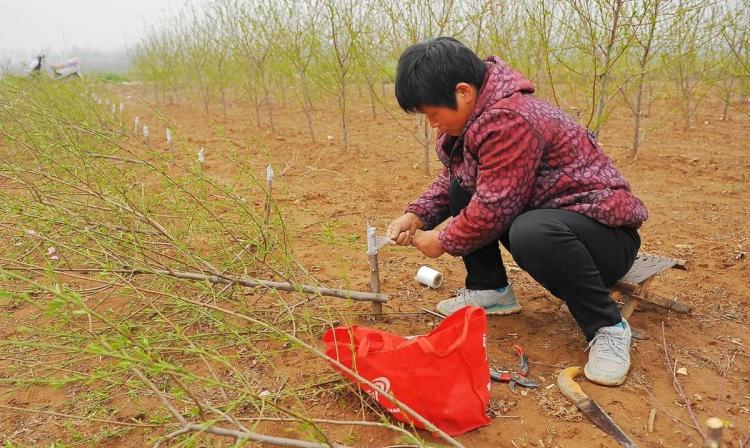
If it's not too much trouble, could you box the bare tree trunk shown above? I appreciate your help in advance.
[301,75,316,142]
[631,0,659,158]
[199,80,210,115]
[647,82,654,117]
[221,87,228,121]
[721,77,735,120]
[369,86,377,119]
[279,79,288,109]
[252,89,262,127]
[338,80,349,150]
[260,72,276,133]
[592,0,624,137]
[632,77,645,158]
[682,74,692,130]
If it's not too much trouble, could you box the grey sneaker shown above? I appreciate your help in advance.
[584,319,632,386]
[436,285,522,316]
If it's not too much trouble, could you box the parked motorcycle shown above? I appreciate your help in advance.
[25,54,81,79]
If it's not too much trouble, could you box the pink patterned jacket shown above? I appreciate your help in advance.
[406,56,648,257]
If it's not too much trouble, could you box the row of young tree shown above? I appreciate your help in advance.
[131,0,750,157]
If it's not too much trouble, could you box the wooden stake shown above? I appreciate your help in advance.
[648,408,657,433]
[704,417,723,448]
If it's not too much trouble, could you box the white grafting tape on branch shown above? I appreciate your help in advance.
[119,102,124,113]
[264,164,274,225]
[415,266,443,288]
[142,125,150,144]
[166,129,173,151]
[111,104,116,119]
[197,147,205,164]
[367,223,390,315]
[366,226,392,255]
[134,116,140,134]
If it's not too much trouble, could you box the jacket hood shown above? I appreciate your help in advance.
[470,56,536,123]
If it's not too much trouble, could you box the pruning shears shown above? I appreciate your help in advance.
[489,344,539,394]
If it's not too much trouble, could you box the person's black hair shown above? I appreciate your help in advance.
[395,37,487,113]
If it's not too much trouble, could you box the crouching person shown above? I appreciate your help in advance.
[387,37,648,386]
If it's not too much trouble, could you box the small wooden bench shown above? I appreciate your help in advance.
[612,253,690,339]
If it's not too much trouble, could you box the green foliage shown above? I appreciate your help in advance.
[129,0,749,144]
[93,72,129,83]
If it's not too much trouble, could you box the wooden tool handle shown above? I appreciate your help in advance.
[557,366,588,405]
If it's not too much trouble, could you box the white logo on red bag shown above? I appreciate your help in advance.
[367,377,401,414]
[368,376,391,401]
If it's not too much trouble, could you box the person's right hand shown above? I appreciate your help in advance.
[387,212,423,246]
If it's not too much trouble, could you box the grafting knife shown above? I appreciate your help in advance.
[557,366,638,448]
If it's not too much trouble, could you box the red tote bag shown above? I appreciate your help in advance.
[322,306,491,436]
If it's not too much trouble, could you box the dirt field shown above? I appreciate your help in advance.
[1,88,749,447]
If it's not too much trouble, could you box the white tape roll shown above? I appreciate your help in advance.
[415,266,443,288]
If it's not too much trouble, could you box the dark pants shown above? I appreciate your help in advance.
[449,179,640,340]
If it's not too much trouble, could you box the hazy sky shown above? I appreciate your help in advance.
[0,0,199,58]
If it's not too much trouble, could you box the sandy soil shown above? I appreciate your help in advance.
[1,88,748,447]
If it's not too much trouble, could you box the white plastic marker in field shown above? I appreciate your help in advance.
[166,129,173,151]
[197,147,205,164]
[142,125,150,144]
[134,116,140,134]
[264,164,274,225]
[111,104,116,120]
[415,266,443,288]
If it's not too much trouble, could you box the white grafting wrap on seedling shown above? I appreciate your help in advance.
[366,225,391,255]
[143,125,149,139]
[166,129,172,144]
[266,164,274,183]
[198,147,205,163]
[134,116,140,133]
[119,102,124,113]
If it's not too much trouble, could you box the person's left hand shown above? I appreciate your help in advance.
[411,230,445,258]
